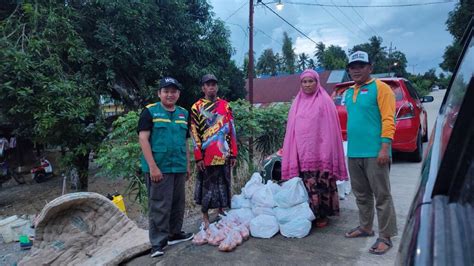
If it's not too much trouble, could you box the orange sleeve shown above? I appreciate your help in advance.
[376,80,396,142]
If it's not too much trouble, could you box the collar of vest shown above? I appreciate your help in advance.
[353,78,375,89]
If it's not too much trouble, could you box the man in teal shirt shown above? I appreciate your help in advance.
[138,77,193,257]
[343,51,397,256]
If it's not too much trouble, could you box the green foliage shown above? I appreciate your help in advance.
[95,111,148,212]
[297,53,309,72]
[0,3,106,189]
[314,42,348,70]
[441,0,473,72]
[407,68,439,96]
[256,48,278,76]
[282,32,296,74]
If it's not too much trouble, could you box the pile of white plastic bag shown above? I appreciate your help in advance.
[233,173,315,239]
[192,173,315,250]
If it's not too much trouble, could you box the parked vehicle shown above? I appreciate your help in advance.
[396,20,474,265]
[332,77,434,162]
[31,158,53,183]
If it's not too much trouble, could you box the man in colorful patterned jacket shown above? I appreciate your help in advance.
[190,74,238,228]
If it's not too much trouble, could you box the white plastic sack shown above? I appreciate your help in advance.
[250,214,279,239]
[251,184,275,208]
[274,202,315,224]
[252,206,275,216]
[274,177,309,208]
[227,208,255,224]
[242,173,264,199]
[231,194,252,209]
[279,218,311,238]
[266,180,282,195]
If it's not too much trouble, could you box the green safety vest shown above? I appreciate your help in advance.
[140,102,188,173]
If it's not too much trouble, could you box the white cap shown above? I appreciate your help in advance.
[348,51,370,66]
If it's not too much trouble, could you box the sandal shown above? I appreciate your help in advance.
[344,226,375,238]
[369,238,393,255]
[315,218,328,228]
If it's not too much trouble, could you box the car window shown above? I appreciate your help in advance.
[440,36,474,156]
[405,81,420,100]
[390,85,404,101]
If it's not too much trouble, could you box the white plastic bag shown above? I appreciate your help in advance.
[274,202,315,224]
[242,173,264,199]
[252,206,276,216]
[266,180,282,195]
[274,177,308,208]
[192,223,208,245]
[251,184,275,207]
[249,214,279,239]
[279,218,312,238]
[231,194,252,209]
[227,208,255,224]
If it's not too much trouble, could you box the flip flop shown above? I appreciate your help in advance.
[344,226,375,238]
[369,238,393,255]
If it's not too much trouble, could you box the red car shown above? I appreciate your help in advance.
[332,78,434,162]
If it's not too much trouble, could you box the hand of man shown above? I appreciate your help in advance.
[150,165,163,183]
[230,158,237,168]
[377,144,391,166]
[196,160,206,172]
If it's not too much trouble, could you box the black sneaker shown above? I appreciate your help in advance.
[150,247,164,258]
[167,232,194,245]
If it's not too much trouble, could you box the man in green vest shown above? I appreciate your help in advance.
[343,51,397,255]
[138,77,193,258]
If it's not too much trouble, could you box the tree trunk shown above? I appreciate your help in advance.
[73,152,90,191]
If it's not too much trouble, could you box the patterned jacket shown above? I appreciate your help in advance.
[190,98,238,166]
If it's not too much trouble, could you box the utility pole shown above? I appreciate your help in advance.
[409,64,418,74]
[248,0,255,164]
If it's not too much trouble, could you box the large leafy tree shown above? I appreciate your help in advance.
[440,0,473,72]
[0,3,106,190]
[281,32,296,74]
[0,1,246,190]
[314,43,348,70]
[256,48,278,76]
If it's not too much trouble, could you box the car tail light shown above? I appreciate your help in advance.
[396,102,415,120]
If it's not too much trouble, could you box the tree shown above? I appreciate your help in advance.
[243,51,256,78]
[0,1,246,190]
[0,3,106,190]
[275,52,284,73]
[440,0,473,72]
[313,43,348,70]
[314,42,326,67]
[297,53,309,71]
[350,36,387,73]
[256,48,278,76]
[387,51,408,77]
[281,32,296,74]
[307,58,316,69]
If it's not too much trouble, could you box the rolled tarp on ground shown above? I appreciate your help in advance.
[19,192,150,266]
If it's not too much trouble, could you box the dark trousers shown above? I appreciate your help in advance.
[145,172,186,248]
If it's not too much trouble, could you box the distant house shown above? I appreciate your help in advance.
[245,70,350,106]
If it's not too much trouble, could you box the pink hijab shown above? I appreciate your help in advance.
[281,69,348,181]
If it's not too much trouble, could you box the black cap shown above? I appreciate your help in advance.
[159,77,182,90]
[201,74,218,84]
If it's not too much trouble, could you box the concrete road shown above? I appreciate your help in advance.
[127,90,446,266]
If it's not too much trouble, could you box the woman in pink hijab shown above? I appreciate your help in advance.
[282,69,348,227]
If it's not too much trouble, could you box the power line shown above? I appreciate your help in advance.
[314,0,366,42]
[285,0,456,8]
[330,0,372,39]
[255,27,284,45]
[347,0,379,37]
[258,1,318,44]
[224,1,248,21]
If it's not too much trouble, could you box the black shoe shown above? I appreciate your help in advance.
[167,232,194,245]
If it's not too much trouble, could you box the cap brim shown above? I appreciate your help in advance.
[160,82,181,90]
[202,79,218,84]
[347,60,371,68]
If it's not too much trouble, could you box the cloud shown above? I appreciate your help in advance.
[210,0,457,74]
